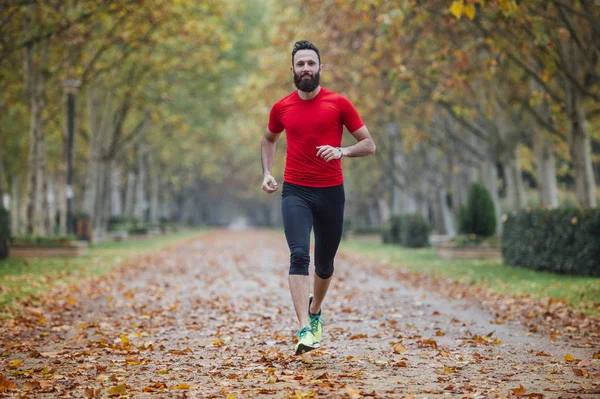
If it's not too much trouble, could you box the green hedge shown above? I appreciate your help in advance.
[352,226,383,235]
[382,213,430,248]
[0,207,10,259]
[502,209,600,277]
[11,235,77,247]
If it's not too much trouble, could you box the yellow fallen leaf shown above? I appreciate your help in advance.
[295,392,316,399]
[9,360,22,368]
[108,384,127,395]
[157,369,168,374]
[170,383,190,390]
[120,334,129,346]
[564,353,576,362]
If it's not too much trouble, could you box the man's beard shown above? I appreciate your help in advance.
[294,70,320,92]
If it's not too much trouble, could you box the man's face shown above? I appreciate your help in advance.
[291,49,322,92]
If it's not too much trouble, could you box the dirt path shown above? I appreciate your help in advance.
[1,230,598,398]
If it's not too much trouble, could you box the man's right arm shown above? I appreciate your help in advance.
[261,128,280,193]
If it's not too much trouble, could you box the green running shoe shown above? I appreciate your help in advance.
[294,325,320,355]
[308,294,324,343]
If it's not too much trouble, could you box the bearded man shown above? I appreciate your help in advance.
[261,40,376,354]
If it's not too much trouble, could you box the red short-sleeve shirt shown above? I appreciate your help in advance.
[268,88,364,187]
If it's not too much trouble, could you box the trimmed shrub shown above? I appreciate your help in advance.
[11,235,77,247]
[459,183,496,237]
[382,213,430,248]
[502,209,600,277]
[0,207,10,259]
[352,226,383,235]
[382,215,403,244]
[400,213,430,248]
[444,235,501,249]
[128,225,149,236]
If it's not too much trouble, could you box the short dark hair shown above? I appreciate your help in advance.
[292,40,321,65]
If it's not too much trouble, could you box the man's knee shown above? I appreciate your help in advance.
[289,247,310,275]
[315,262,334,280]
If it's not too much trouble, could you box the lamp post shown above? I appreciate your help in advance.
[63,79,80,235]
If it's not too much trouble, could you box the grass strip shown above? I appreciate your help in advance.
[0,229,206,316]
[340,236,600,316]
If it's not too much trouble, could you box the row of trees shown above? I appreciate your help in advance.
[1,0,599,240]
[1,0,271,240]
[257,0,599,235]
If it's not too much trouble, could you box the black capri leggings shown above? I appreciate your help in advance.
[281,182,345,279]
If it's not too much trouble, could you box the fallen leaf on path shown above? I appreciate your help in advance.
[572,368,589,378]
[417,339,438,349]
[170,383,190,390]
[564,353,577,362]
[23,380,41,391]
[510,384,526,396]
[108,384,127,396]
[392,341,407,354]
[84,387,101,398]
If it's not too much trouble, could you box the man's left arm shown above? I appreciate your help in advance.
[340,125,376,158]
[316,125,376,162]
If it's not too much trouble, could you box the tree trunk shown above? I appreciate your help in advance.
[432,182,456,236]
[59,125,68,234]
[149,165,159,224]
[94,160,111,243]
[37,137,50,235]
[92,160,106,241]
[503,146,527,211]
[110,162,123,216]
[451,162,478,210]
[533,133,559,208]
[11,175,20,234]
[58,87,74,235]
[47,174,56,234]
[125,171,136,217]
[84,89,103,220]
[378,197,390,225]
[134,145,148,221]
[561,37,597,208]
[24,76,42,234]
[23,7,49,235]
[566,85,597,208]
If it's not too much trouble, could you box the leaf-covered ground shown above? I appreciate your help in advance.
[1,230,598,398]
